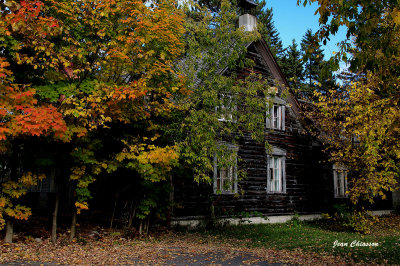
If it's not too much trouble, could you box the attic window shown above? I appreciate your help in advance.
[333,164,348,198]
[216,94,236,122]
[266,103,285,131]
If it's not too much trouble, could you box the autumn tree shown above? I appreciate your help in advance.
[196,1,285,61]
[299,0,400,231]
[0,0,69,242]
[1,0,186,241]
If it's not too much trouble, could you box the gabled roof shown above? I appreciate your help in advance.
[238,0,258,10]
[229,38,313,132]
[177,34,313,132]
[251,39,304,125]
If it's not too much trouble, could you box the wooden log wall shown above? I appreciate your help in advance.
[173,42,392,219]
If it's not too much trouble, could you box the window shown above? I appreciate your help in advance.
[213,144,238,194]
[333,164,348,198]
[29,170,56,193]
[267,147,286,193]
[216,94,236,122]
[266,103,285,130]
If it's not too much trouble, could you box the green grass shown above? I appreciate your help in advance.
[194,219,400,264]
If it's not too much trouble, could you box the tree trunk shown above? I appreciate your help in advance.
[167,175,174,228]
[110,193,118,229]
[127,201,137,229]
[309,58,312,86]
[139,220,143,235]
[4,220,13,243]
[69,212,77,241]
[51,193,59,244]
[145,217,150,235]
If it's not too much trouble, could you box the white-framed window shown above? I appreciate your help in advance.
[266,102,285,130]
[216,94,236,122]
[267,147,286,193]
[333,164,348,198]
[213,144,238,194]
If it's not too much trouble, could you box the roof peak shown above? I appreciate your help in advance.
[238,0,258,13]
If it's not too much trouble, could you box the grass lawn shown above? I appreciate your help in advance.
[1,215,399,264]
[193,214,400,264]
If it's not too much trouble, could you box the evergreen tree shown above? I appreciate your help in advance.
[255,1,285,60]
[300,29,324,96]
[281,39,304,90]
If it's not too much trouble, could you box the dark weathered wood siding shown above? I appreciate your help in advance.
[173,41,391,219]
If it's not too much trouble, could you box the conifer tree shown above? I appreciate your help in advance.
[255,1,285,60]
[281,39,304,90]
[300,29,324,96]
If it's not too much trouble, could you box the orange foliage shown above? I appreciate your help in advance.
[0,0,186,223]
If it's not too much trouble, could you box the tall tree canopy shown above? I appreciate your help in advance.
[255,2,285,60]
[176,0,272,184]
[299,0,400,222]
[300,29,324,93]
[0,0,186,233]
[281,39,304,90]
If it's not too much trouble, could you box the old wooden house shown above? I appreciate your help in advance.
[173,1,393,223]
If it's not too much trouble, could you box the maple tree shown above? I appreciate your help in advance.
[0,0,68,242]
[1,0,186,241]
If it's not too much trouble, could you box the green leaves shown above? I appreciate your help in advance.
[1,0,187,224]
[176,0,271,183]
[302,0,400,213]
[312,73,400,207]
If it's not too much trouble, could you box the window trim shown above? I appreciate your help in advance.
[216,93,237,123]
[333,164,349,198]
[213,143,238,195]
[266,98,286,131]
[266,147,286,194]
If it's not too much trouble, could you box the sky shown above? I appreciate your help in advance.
[263,0,347,60]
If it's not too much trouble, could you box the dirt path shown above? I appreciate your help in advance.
[0,233,348,265]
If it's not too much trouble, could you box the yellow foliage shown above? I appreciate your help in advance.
[5,205,32,220]
[70,166,86,180]
[19,172,39,187]
[392,8,400,25]
[0,197,8,209]
[312,72,400,205]
[0,171,46,228]
[75,202,89,214]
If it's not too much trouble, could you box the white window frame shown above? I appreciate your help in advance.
[216,94,237,122]
[266,98,285,131]
[213,143,238,194]
[333,164,348,198]
[266,147,286,193]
